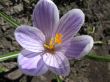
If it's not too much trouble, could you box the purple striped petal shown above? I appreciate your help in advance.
[18,50,48,76]
[32,0,59,39]
[21,49,44,58]
[65,35,94,59]
[55,9,85,44]
[43,52,70,76]
[15,25,45,53]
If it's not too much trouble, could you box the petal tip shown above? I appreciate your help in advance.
[77,35,94,59]
[73,9,85,16]
[38,0,54,4]
[71,9,85,22]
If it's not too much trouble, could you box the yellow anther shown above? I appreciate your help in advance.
[49,38,54,47]
[44,33,63,50]
[44,38,54,49]
[55,33,62,44]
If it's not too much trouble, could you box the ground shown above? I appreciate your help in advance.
[0,0,110,82]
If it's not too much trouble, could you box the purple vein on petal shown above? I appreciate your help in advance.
[15,25,45,52]
[32,0,59,39]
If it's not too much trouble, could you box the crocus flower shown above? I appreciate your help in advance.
[15,0,93,76]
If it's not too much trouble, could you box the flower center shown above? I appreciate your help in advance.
[44,33,63,53]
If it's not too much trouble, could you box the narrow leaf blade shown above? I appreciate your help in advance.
[0,11,20,27]
[0,51,19,62]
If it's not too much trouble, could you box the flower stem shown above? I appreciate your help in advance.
[55,75,62,82]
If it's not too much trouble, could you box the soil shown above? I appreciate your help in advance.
[0,0,110,82]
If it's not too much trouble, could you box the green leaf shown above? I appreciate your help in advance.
[0,51,19,62]
[0,11,20,27]
[85,51,110,62]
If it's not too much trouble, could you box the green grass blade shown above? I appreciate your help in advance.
[0,51,19,62]
[0,11,20,27]
[85,51,110,62]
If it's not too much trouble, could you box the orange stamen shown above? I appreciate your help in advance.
[55,33,62,44]
[44,33,63,50]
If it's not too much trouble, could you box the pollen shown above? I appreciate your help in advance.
[55,33,62,44]
[44,33,63,52]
